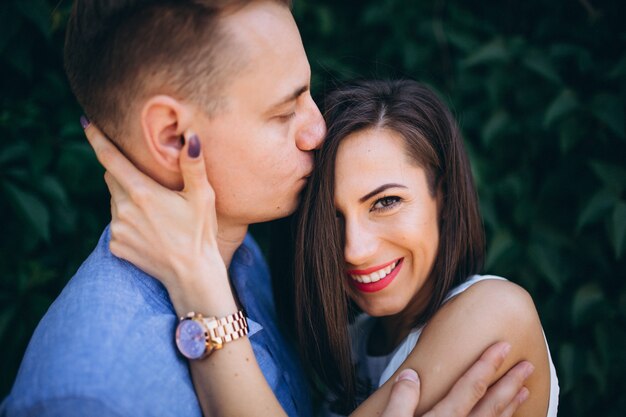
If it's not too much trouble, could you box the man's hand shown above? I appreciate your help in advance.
[382,343,531,417]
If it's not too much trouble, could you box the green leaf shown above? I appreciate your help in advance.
[0,142,29,166]
[529,244,566,291]
[572,283,605,326]
[461,38,509,68]
[39,176,69,207]
[2,180,50,242]
[14,0,52,39]
[577,188,618,231]
[586,349,607,395]
[611,202,626,258]
[522,51,562,84]
[591,94,626,139]
[5,38,33,78]
[589,161,626,194]
[26,293,54,321]
[445,29,479,53]
[485,230,515,269]
[594,322,612,370]
[24,262,57,290]
[558,343,576,393]
[0,303,17,342]
[544,89,580,127]
[609,56,626,79]
[0,2,20,54]
[558,118,584,153]
[620,290,626,320]
[481,110,510,146]
[314,6,333,36]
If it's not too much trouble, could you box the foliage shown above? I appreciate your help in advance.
[1,0,625,415]
[0,0,110,394]
[292,1,626,414]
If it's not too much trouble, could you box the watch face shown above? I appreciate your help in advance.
[176,319,207,359]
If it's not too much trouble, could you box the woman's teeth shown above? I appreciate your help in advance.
[350,261,398,284]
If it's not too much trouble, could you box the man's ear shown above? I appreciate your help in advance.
[140,95,194,173]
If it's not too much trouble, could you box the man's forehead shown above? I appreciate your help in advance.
[217,3,311,111]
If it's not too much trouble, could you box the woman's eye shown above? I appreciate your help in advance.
[372,196,401,212]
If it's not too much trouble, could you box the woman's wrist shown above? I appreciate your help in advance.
[167,250,238,317]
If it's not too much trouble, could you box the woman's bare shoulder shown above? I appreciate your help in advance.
[445,278,538,324]
[398,277,551,416]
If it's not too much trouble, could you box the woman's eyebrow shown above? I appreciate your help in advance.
[359,183,407,203]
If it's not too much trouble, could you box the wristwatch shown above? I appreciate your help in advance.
[175,310,248,359]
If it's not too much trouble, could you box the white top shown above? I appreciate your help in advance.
[324,275,559,417]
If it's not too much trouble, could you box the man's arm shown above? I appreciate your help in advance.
[2,397,124,417]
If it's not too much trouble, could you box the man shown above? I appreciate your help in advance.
[2,1,531,416]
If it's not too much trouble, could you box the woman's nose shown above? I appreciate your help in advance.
[344,220,378,267]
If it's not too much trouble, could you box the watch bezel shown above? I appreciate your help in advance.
[175,313,218,359]
[175,310,248,360]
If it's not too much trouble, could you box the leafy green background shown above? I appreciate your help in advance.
[1,0,625,415]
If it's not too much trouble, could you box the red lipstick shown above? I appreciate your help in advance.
[347,258,404,293]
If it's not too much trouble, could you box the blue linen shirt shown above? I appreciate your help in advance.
[1,227,311,417]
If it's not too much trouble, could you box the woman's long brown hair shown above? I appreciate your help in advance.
[294,80,485,411]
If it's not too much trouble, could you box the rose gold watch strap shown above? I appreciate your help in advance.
[204,310,249,346]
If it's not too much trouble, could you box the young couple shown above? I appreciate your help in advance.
[2,1,558,416]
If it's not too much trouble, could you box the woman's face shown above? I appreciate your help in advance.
[334,127,440,317]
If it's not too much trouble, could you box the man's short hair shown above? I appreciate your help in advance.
[64,0,291,144]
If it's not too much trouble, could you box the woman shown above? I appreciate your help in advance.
[293,80,558,416]
[89,80,556,416]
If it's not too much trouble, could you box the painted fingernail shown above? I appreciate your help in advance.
[523,363,535,378]
[188,134,200,158]
[80,115,90,129]
[395,369,419,384]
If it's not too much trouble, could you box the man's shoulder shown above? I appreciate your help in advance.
[4,227,200,416]
[230,233,272,294]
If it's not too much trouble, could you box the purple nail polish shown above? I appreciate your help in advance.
[80,115,90,129]
[188,134,201,158]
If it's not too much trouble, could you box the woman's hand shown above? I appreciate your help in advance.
[83,123,235,316]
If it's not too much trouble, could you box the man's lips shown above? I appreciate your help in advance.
[347,258,404,293]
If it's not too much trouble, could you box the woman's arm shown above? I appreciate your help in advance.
[84,124,534,417]
[86,125,288,417]
[350,279,550,417]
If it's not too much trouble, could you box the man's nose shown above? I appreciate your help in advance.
[344,219,378,267]
[296,97,326,151]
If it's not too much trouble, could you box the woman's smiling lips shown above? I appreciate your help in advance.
[346,258,404,293]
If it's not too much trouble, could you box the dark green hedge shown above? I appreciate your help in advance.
[1,0,625,415]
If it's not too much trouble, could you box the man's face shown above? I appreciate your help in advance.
[197,1,326,227]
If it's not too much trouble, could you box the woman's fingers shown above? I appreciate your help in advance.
[104,171,130,205]
[180,131,215,203]
[82,119,159,196]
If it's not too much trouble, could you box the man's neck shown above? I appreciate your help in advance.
[216,219,249,268]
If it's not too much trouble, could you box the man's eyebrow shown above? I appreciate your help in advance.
[359,183,408,203]
[268,85,309,112]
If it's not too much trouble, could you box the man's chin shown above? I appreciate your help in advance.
[251,199,299,224]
